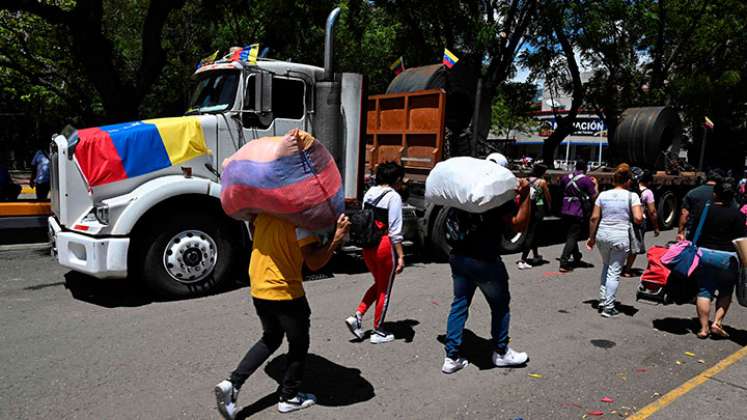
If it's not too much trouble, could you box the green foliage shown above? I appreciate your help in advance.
[1,0,745,170]
[491,82,538,139]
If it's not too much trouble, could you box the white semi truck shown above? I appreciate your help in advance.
[49,8,368,297]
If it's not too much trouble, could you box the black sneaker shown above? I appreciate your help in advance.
[601,307,620,318]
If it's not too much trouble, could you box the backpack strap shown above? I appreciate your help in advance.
[692,201,711,246]
[565,174,587,201]
[370,189,392,208]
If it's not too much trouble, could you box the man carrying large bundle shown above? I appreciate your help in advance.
[215,130,350,418]
[425,156,532,374]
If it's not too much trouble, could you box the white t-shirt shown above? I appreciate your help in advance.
[595,188,641,233]
[363,185,404,244]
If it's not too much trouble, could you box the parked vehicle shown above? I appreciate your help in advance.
[49,8,365,297]
[48,7,703,297]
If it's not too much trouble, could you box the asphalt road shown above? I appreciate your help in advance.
[1,231,746,419]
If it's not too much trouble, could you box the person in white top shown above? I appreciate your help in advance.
[586,164,643,318]
[345,162,405,344]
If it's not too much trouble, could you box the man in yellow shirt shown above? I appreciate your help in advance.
[216,213,350,418]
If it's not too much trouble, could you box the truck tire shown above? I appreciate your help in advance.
[429,207,452,262]
[500,229,527,254]
[137,211,240,298]
[429,207,528,259]
[657,190,678,230]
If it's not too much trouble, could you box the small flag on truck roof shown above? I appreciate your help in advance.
[195,50,219,70]
[229,44,260,64]
[443,48,459,69]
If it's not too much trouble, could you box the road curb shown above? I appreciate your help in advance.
[0,242,51,252]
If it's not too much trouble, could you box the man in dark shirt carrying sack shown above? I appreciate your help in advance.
[441,172,532,374]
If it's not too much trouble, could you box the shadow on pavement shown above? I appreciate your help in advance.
[436,329,527,370]
[652,317,747,346]
[237,353,375,418]
[62,271,246,308]
[381,319,420,343]
[64,272,153,308]
[581,299,639,316]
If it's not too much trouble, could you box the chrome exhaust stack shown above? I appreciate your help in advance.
[323,7,341,81]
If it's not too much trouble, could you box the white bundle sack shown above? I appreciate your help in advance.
[425,156,518,213]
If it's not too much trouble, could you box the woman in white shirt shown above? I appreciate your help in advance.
[345,162,405,344]
[586,164,644,318]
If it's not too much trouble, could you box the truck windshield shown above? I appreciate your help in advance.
[186,70,239,114]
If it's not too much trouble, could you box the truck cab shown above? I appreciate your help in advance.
[49,8,365,297]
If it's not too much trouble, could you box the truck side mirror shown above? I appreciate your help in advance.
[255,71,272,114]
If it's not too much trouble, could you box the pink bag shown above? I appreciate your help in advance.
[660,240,701,277]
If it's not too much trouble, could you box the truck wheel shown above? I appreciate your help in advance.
[429,208,452,262]
[138,212,239,298]
[657,190,678,230]
[500,229,527,254]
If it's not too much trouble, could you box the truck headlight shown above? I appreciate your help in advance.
[95,204,110,225]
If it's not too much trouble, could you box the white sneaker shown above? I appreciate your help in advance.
[214,380,239,420]
[492,348,529,367]
[370,330,395,344]
[278,392,316,413]
[345,314,364,339]
[517,261,533,270]
[442,357,469,374]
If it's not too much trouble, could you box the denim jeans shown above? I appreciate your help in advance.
[445,254,511,359]
[596,229,628,309]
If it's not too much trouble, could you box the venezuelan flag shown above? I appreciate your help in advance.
[443,48,459,69]
[74,116,208,187]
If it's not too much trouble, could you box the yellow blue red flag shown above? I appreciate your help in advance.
[704,116,714,129]
[443,48,459,69]
[389,56,405,75]
[196,50,219,69]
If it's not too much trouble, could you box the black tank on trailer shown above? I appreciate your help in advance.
[611,106,682,168]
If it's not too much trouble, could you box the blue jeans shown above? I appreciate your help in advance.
[445,255,511,359]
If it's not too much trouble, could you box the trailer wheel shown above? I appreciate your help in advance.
[137,211,240,298]
[429,207,528,258]
[429,208,452,262]
[657,190,678,230]
[500,229,527,254]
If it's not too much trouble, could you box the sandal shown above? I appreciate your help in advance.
[696,331,710,339]
[710,324,730,338]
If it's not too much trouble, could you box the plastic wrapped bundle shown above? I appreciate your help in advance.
[220,129,343,231]
[425,156,517,213]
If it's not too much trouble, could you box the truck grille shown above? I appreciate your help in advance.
[49,140,60,217]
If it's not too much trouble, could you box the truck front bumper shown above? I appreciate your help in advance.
[48,216,129,279]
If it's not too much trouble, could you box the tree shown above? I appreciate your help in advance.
[2,0,188,122]
[521,0,584,168]
[490,82,538,139]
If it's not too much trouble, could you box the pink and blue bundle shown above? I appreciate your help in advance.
[220,130,344,232]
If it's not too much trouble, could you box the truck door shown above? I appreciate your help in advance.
[242,73,307,141]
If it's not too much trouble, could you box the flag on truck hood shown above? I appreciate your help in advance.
[73,116,208,188]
